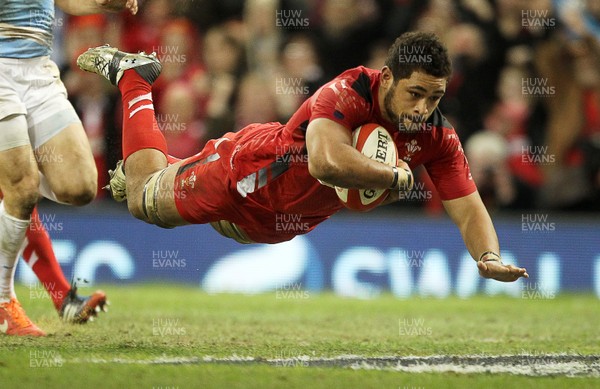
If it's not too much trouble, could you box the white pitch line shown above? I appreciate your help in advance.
[350,360,600,377]
[69,354,600,377]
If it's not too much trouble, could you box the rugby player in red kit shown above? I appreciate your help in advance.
[77,32,528,283]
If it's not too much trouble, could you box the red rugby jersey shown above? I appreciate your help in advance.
[228,66,476,241]
[284,66,476,201]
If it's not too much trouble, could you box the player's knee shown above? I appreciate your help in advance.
[4,175,40,214]
[44,165,98,205]
[53,183,96,206]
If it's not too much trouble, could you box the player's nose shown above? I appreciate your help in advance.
[413,100,428,118]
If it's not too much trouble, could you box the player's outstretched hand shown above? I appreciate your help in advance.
[477,260,529,282]
[96,0,138,14]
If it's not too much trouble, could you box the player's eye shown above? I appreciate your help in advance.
[409,91,421,98]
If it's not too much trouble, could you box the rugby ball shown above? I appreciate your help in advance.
[335,123,398,212]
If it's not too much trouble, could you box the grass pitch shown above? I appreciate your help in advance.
[1,284,599,388]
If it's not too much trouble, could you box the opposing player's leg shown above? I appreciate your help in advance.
[21,207,108,323]
[22,56,97,207]
[0,114,45,336]
[0,186,109,324]
[0,115,39,219]
[21,206,70,310]
[16,56,107,323]
[35,122,97,206]
[77,45,188,227]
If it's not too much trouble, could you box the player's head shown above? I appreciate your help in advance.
[380,31,452,132]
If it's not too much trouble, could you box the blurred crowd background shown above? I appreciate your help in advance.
[52,0,600,213]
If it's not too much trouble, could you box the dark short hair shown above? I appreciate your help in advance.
[385,32,452,81]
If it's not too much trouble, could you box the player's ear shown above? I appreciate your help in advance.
[381,66,393,87]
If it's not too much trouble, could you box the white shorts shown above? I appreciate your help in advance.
[0,56,80,151]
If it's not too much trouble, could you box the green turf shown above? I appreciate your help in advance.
[4,364,599,389]
[1,284,598,388]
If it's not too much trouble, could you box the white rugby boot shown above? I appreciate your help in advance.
[77,44,162,86]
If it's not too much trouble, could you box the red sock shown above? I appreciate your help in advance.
[22,207,70,311]
[118,70,168,161]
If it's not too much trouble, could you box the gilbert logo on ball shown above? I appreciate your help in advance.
[336,123,398,212]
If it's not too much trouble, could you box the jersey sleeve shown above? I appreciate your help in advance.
[424,130,477,201]
[309,73,372,131]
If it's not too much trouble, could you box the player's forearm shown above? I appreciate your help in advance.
[56,0,132,15]
[306,118,409,190]
[308,144,396,189]
[459,206,500,262]
[443,192,501,262]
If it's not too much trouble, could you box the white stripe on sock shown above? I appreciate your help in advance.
[127,92,153,109]
[129,103,155,119]
[27,251,39,268]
